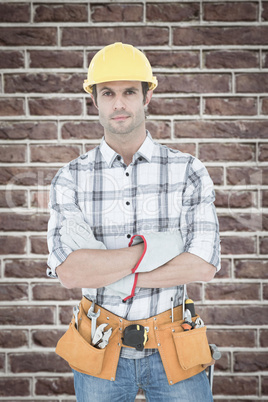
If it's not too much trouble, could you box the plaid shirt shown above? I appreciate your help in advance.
[47,131,220,359]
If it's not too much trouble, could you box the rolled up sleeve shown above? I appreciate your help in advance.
[180,157,221,272]
[46,166,84,278]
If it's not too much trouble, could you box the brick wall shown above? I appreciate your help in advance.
[0,0,267,400]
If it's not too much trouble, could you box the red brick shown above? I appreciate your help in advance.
[0,27,57,46]
[145,121,171,139]
[219,213,262,232]
[61,27,169,46]
[0,167,57,186]
[59,306,73,325]
[0,3,30,22]
[207,167,224,185]
[207,329,256,348]
[0,98,24,116]
[215,259,231,279]
[204,2,258,21]
[185,283,202,301]
[259,143,268,162]
[30,190,50,209]
[30,236,48,255]
[0,51,24,69]
[32,283,81,301]
[5,73,84,94]
[30,145,81,163]
[262,376,268,395]
[197,305,267,326]
[264,283,268,300]
[204,50,259,69]
[0,213,48,232]
[213,375,258,396]
[260,330,268,347]
[0,330,28,348]
[260,236,268,254]
[0,378,30,397]
[199,143,255,162]
[34,4,87,22]
[86,97,99,116]
[157,74,230,93]
[91,3,143,22]
[0,306,54,325]
[235,259,268,279]
[205,283,260,301]
[204,97,257,116]
[227,167,263,185]
[262,2,268,20]
[215,190,256,209]
[0,283,28,301]
[155,52,198,71]
[261,98,268,114]
[32,329,66,348]
[174,120,268,139]
[4,259,47,278]
[164,143,196,157]
[29,98,82,116]
[62,121,103,140]
[35,376,74,395]
[0,236,26,254]
[262,190,268,207]
[173,26,268,46]
[220,236,256,255]
[236,73,268,93]
[0,190,27,208]
[148,98,199,115]
[29,50,83,68]
[0,145,26,163]
[234,352,268,372]
[0,121,57,140]
[146,3,199,22]
[10,352,70,373]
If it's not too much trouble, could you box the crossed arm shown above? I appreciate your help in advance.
[56,245,216,290]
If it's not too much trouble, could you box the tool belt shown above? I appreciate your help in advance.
[55,297,212,385]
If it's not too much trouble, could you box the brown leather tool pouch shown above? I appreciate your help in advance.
[155,316,212,384]
[56,298,121,381]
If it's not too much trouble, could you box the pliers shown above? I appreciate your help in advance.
[92,323,112,349]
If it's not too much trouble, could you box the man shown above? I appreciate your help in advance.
[47,42,221,401]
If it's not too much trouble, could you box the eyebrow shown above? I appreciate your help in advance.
[99,86,138,93]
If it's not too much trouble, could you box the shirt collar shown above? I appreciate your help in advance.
[100,130,154,168]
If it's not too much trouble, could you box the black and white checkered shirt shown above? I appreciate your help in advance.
[47,131,220,359]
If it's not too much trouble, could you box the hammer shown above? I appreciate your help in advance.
[208,344,221,391]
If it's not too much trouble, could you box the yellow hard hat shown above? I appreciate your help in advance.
[83,42,158,94]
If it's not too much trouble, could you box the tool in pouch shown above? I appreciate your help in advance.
[74,300,112,349]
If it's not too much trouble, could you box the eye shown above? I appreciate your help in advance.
[102,91,113,96]
[126,90,135,95]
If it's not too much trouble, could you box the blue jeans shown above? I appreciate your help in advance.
[72,352,213,401]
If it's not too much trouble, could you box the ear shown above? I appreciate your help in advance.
[90,94,99,110]
[144,89,153,107]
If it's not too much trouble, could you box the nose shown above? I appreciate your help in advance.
[113,95,126,110]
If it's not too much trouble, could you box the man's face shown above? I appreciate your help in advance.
[94,81,152,136]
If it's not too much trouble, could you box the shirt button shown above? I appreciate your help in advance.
[138,157,142,161]
[126,172,129,177]
[126,201,130,206]
[117,155,121,160]
[127,234,131,239]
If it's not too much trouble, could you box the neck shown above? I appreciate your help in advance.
[105,127,147,166]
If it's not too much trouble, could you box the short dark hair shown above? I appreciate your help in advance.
[92,82,150,107]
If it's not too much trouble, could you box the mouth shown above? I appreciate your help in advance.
[111,115,130,121]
